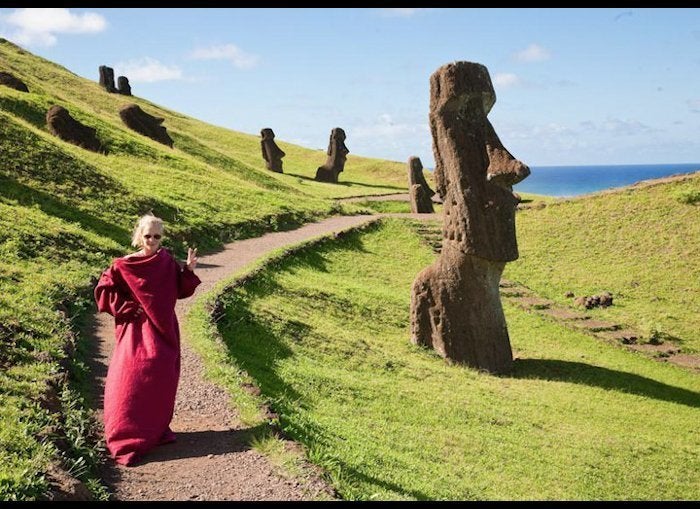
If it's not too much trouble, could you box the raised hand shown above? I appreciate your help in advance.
[186,247,198,271]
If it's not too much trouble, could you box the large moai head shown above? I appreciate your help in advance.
[408,156,435,196]
[429,61,530,262]
[408,156,423,187]
[315,127,350,183]
[117,76,132,96]
[260,128,285,173]
[99,65,116,93]
[0,71,29,92]
[407,156,435,213]
[327,127,349,172]
[46,105,104,153]
[119,103,174,147]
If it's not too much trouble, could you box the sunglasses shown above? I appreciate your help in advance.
[143,234,162,240]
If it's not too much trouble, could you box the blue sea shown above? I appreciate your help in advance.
[512,163,700,198]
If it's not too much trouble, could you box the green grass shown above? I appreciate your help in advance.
[351,200,414,214]
[0,37,409,500]
[2,34,699,501]
[505,172,700,353]
[197,218,699,500]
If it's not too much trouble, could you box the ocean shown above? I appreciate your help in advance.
[512,163,700,198]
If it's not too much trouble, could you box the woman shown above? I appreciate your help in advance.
[94,213,201,466]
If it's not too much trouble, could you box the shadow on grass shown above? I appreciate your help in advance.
[219,301,334,447]
[215,228,377,470]
[511,358,700,408]
[0,175,130,250]
[334,460,432,501]
[284,172,405,191]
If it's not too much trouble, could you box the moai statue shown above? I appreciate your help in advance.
[0,71,29,92]
[260,128,285,173]
[46,105,105,153]
[117,76,132,96]
[408,156,435,213]
[409,61,530,374]
[315,127,349,183]
[119,103,174,147]
[98,65,116,93]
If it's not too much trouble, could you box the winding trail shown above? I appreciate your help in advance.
[85,177,700,500]
[86,212,435,501]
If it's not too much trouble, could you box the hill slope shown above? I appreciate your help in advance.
[504,172,700,354]
[0,37,407,500]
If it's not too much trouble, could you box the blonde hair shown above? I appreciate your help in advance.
[131,213,164,248]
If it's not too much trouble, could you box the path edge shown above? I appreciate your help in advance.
[181,216,385,500]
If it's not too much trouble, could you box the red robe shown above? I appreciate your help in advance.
[94,248,201,466]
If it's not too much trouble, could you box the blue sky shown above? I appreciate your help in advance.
[1,7,699,168]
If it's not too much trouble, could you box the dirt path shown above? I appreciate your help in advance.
[84,203,697,500]
[86,212,437,501]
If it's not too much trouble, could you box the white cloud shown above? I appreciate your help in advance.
[688,99,700,113]
[493,73,521,88]
[599,117,655,135]
[113,57,183,83]
[1,8,106,47]
[378,8,426,18]
[513,43,550,63]
[351,113,426,139]
[187,44,259,69]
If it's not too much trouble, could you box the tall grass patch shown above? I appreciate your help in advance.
[211,218,699,500]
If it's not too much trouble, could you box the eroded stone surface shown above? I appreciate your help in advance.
[0,71,28,92]
[315,127,349,183]
[99,65,116,93]
[119,103,173,147]
[410,61,530,373]
[260,128,285,173]
[117,76,132,96]
[408,156,434,213]
[46,105,105,153]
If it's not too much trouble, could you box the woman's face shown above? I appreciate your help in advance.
[141,224,163,255]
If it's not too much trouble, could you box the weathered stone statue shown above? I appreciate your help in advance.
[99,65,116,93]
[117,76,132,96]
[260,128,285,173]
[46,105,105,153]
[315,127,349,183]
[0,71,29,92]
[408,156,435,213]
[119,103,174,147]
[409,61,530,374]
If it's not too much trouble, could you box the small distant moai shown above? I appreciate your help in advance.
[119,103,174,147]
[315,127,349,183]
[409,61,531,374]
[260,128,285,173]
[98,65,116,93]
[116,76,132,96]
[46,105,104,153]
[408,156,435,213]
[0,71,29,92]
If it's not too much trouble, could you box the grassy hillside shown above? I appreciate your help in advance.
[504,173,700,354]
[187,218,699,500]
[0,37,409,500]
[1,35,698,501]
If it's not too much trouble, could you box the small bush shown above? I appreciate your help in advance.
[675,189,700,205]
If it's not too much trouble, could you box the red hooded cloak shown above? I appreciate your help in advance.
[94,248,201,466]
